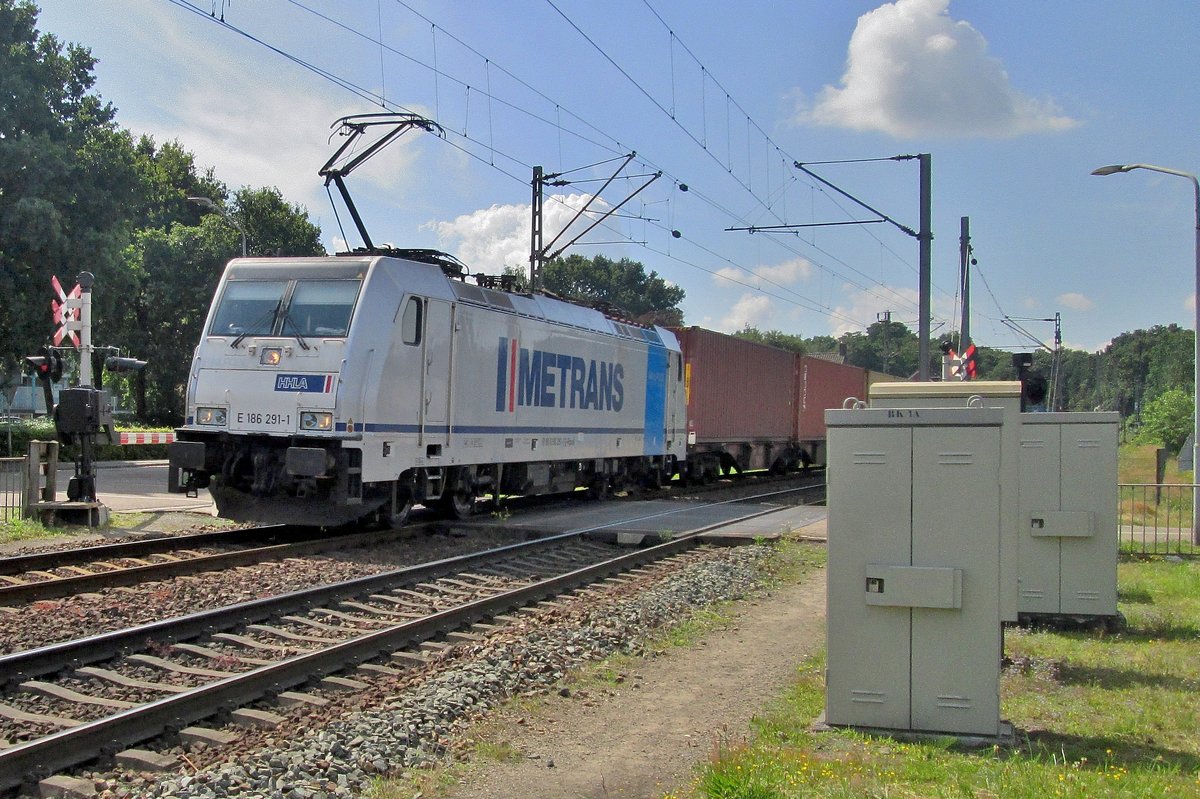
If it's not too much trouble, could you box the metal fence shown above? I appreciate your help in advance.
[1118,483,1200,557]
[0,457,22,523]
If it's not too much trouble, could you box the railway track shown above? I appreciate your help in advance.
[0,524,433,606]
[666,469,826,503]
[0,473,822,607]
[0,503,771,794]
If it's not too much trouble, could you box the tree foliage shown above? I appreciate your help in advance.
[732,326,810,354]
[0,2,325,423]
[842,320,923,377]
[1134,387,1194,453]
[1099,325,1194,415]
[0,0,127,380]
[541,254,685,326]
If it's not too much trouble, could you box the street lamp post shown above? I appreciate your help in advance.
[1092,163,1200,544]
[187,196,248,257]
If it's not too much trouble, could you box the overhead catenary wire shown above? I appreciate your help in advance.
[167,0,891,326]
[166,0,911,332]
[636,1,956,299]
[352,0,933,318]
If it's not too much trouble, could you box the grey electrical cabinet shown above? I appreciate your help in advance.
[1018,412,1120,619]
[825,406,1004,737]
[868,381,1022,623]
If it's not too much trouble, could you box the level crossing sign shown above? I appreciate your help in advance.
[51,275,82,347]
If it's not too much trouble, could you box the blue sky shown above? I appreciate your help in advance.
[36,0,1200,353]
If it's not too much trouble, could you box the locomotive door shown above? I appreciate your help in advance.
[667,351,683,448]
[422,300,453,436]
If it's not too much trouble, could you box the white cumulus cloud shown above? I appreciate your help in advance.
[712,257,813,289]
[831,285,920,337]
[798,0,1078,138]
[112,5,387,214]
[716,293,776,332]
[1057,292,1095,311]
[427,193,612,273]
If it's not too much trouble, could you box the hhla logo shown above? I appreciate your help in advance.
[495,338,624,412]
[274,374,335,393]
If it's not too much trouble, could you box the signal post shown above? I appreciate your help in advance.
[22,272,146,526]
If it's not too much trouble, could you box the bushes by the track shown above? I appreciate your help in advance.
[0,418,169,461]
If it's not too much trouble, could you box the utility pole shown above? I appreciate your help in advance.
[959,216,971,351]
[774,154,935,378]
[527,155,659,295]
[529,166,545,292]
[877,310,893,373]
[77,272,95,387]
[917,153,932,380]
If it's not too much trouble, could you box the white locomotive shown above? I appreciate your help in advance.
[169,250,687,527]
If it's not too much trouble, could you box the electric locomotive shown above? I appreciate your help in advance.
[168,250,687,527]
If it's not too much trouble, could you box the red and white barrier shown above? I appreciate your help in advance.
[118,432,175,445]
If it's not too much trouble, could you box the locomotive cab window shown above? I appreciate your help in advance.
[401,297,423,345]
[209,278,362,338]
[208,280,287,337]
[287,279,360,336]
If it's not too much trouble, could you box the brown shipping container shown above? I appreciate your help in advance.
[673,327,797,443]
[795,355,869,442]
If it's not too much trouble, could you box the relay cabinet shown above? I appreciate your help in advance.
[1018,412,1120,620]
[868,381,1023,622]
[825,406,1005,737]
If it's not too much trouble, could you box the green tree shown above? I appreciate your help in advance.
[0,0,327,421]
[842,319,920,376]
[732,326,808,353]
[1134,387,1195,453]
[232,186,323,258]
[541,253,685,326]
[117,186,323,422]
[1101,325,1194,416]
[0,0,135,376]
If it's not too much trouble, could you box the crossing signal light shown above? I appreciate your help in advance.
[104,356,147,373]
[23,349,63,382]
[24,355,49,377]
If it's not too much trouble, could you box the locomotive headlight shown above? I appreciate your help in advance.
[196,406,227,426]
[260,347,283,366]
[300,411,333,431]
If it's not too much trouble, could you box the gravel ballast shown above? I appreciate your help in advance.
[77,544,775,799]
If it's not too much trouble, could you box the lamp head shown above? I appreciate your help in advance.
[186,196,219,210]
[1091,165,1131,176]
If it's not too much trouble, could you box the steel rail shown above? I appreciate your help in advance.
[0,524,440,605]
[0,525,294,576]
[0,527,578,685]
[0,531,703,792]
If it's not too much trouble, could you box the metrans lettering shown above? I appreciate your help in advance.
[495,338,624,412]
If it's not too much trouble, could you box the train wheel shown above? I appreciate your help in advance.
[441,468,476,519]
[587,476,611,500]
[388,487,414,528]
[444,488,475,519]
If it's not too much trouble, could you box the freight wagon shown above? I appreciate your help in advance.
[671,327,869,481]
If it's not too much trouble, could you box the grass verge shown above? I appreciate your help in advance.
[678,556,1200,798]
[1118,444,1198,556]
[0,515,66,545]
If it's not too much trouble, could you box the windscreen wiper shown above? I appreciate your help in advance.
[231,301,281,349]
[280,308,311,350]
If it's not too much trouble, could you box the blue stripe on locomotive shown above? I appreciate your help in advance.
[643,344,668,454]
